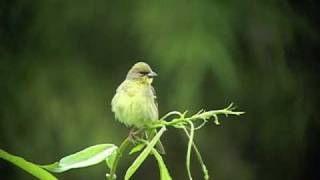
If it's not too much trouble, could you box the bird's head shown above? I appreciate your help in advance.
[126,62,158,84]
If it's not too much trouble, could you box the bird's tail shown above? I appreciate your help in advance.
[145,129,166,154]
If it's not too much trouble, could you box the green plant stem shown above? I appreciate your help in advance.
[108,136,132,180]
[183,128,209,180]
[152,105,244,129]
[185,122,195,180]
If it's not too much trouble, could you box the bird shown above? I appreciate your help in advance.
[111,62,165,154]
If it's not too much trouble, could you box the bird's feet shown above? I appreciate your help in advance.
[129,128,143,142]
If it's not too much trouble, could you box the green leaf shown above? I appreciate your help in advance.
[129,143,146,155]
[42,144,117,173]
[0,149,57,180]
[105,148,118,169]
[152,148,172,180]
[125,126,166,180]
[136,139,171,180]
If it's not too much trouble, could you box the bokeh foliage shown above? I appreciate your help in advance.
[1,0,319,179]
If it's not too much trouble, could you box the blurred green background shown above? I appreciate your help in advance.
[1,0,319,179]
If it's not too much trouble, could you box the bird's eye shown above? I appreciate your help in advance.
[139,71,149,76]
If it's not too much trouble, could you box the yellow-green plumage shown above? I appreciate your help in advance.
[111,62,158,128]
[111,62,165,154]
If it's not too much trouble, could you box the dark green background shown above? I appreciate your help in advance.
[1,0,319,179]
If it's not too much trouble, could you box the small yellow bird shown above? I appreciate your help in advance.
[111,62,165,153]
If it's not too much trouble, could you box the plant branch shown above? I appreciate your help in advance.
[151,103,244,129]
[108,136,132,180]
[110,103,243,179]
[185,121,194,180]
[183,128,209,180]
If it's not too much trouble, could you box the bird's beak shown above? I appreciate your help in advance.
[148,71,158,77]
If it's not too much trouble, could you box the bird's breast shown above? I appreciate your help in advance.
[111,82,158,128]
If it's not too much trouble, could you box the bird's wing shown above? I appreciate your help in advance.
[151,86,158,107]
[117,80,135,96]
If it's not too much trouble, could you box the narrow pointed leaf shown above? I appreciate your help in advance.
[105,148,118,169]
[0,149,57,180]
[152,148,172,180]
[125,126,166,180]
[129,143,146,155]
[42,144,117,173]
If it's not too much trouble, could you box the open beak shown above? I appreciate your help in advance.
[147,71,158,77]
